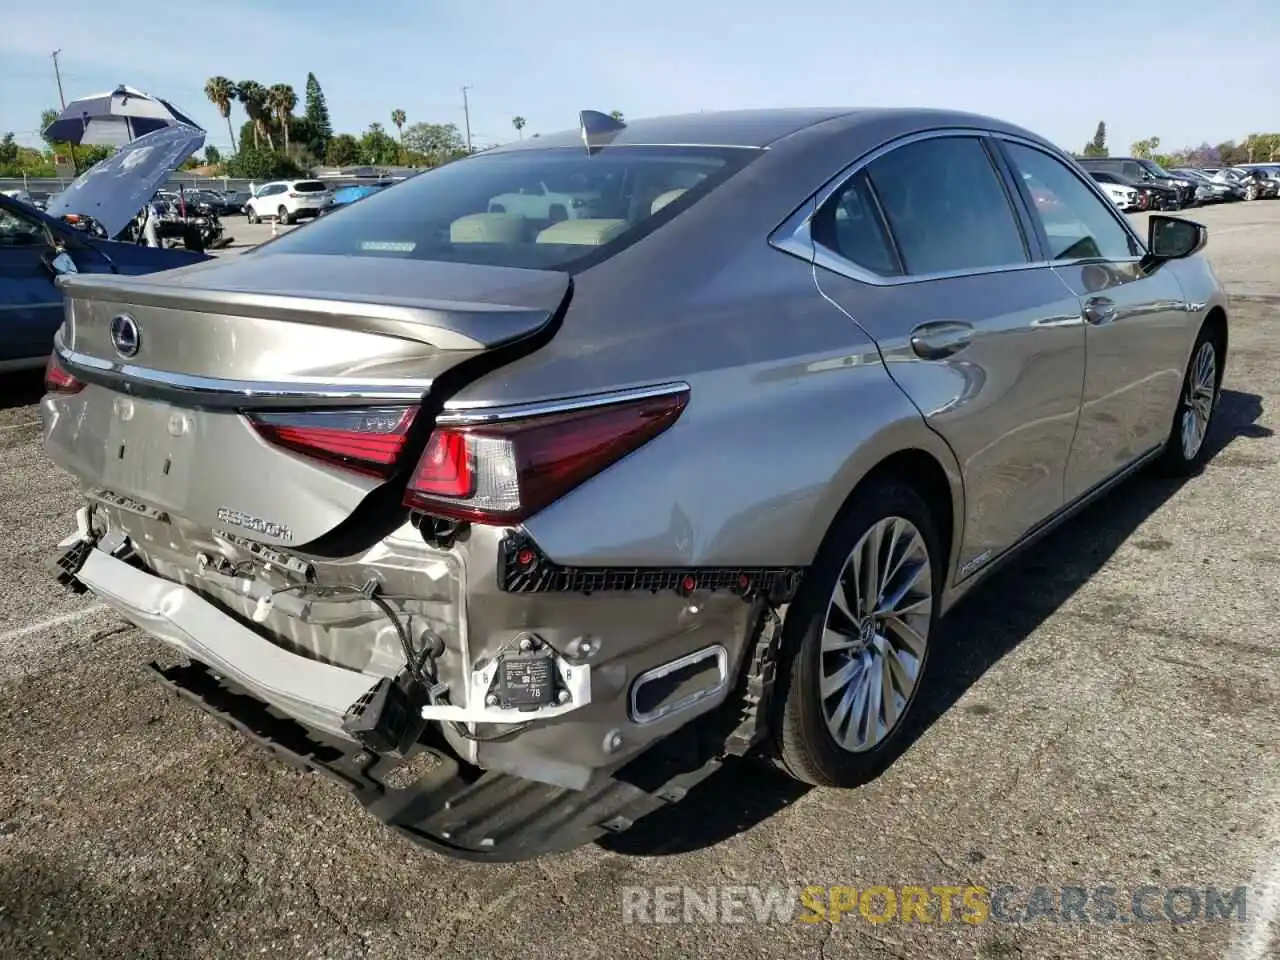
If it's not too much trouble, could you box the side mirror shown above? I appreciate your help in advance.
[1147,215,1206,261]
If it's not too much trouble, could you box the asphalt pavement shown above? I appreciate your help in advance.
[0,202,1276,960]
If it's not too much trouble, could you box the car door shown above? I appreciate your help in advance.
[0,200,64,369]
[994,138,1190,502]
[807,131,1087,578]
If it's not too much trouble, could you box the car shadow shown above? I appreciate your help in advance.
[0,370,45,410]
[600,388,1270,857]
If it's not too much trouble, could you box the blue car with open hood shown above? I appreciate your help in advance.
[1,125,211,373]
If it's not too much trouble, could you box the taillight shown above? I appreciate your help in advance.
[404,391,688,524]
[44,353,85,394]
[248,406,417,478]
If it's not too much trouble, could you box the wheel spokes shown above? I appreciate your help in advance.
[821,515,933,754]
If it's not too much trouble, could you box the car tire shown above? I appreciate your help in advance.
[278,206,293,225]
[1246,184,1259,201]
[1154,324,1223,478]
[246,206,259,224]
[768,478,943,788]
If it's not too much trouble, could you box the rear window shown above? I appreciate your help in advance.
[261,146,757,271]
[293,181,328,193]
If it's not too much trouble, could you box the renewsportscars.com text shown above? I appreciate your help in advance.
[621,884,1250,925]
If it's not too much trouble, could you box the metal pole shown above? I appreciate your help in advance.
[461,86,473,154]
[50,49,79,175]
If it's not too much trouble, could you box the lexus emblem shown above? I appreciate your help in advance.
[109,313,140,359]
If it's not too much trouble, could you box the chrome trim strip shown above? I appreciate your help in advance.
[436,381,691,425]
[628,644,729,726]
[55,341,431,403]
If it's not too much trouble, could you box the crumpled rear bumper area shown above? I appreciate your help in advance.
[73,545,376,741]
[149,658,726,861]
[65,543,738,861]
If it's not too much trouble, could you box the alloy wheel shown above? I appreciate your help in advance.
[819,516,933,753]
[1180,341,1217,461]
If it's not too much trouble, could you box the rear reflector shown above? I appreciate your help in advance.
[44,353,85,394]
[404,390,689,524]
[248,406,417,478]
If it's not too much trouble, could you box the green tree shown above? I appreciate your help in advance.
[1130,136,1160,160]
[360,122,398,165]
[267,83,298,153]
[324,133,361,166]
[512,115,526,140]
[1245,133,1280,162]
[203,76,238,152]
[0,133,17,165]
[224,143,302,179]
[304,72,333,152]
[237,81,272,149]
[204,144,222,165]
[401,121,467,166]
[391,109,407,147]
[39,108,59,142]
[1082,121,1108,158]
[608,110,624,122]
[1215,141,1248,165]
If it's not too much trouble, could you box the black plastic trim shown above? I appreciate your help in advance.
[495,531,804,602]
[148,659,731,862]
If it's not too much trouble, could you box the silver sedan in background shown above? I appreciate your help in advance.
[42,107,1228,860]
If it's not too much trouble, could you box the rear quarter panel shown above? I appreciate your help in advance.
[492,242,965,572]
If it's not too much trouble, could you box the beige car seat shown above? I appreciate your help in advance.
[650,188,687,214]
[535,219,629,246]
[450,213,527,243]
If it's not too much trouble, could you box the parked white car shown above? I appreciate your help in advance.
[1097,181,1140,211]
[245,180,334,224]
[487,182,605,220]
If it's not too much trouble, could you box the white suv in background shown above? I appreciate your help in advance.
[245,180,334,224]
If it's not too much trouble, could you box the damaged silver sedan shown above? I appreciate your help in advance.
[43,108,1228,860]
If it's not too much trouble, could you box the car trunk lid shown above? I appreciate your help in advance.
[45,252,569,547]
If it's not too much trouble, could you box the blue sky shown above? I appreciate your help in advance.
[2,0,1276,156]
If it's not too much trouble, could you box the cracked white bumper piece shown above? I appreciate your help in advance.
[72,545,379,741]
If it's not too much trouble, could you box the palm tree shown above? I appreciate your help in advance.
[268,84,298,153]
[204,76,237,152]
[512,115,526,140]
[236,81,272,150]
[391,109,406,142]
[609,110,624,123]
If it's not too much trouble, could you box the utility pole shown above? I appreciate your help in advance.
[50,48,79,175]
[461,86,473,154]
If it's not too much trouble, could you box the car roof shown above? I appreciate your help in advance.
[482,107,1054,154]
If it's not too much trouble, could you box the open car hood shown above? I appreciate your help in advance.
[44,125,206,239]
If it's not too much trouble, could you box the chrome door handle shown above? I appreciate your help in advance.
[909,321,974,361]
[1083,297,1118,325]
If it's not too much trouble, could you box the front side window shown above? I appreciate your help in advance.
[0,206,46,247]
[864,136,1028,276]
[261,145,758,272]
[1003,142,1141,262]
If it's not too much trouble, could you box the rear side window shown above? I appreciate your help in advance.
[260,145,757,272]
[812,173,900,276]
[864,137,1028,275]
[293,181,328,193]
